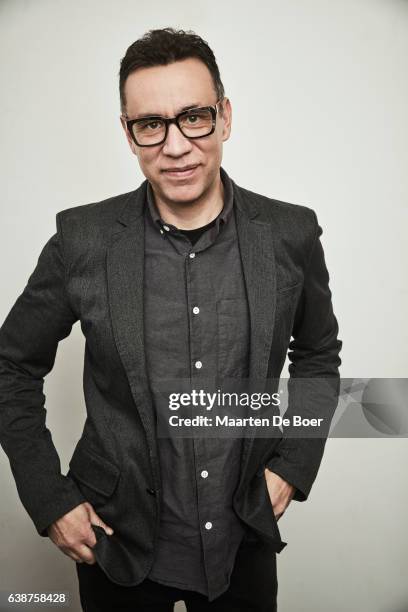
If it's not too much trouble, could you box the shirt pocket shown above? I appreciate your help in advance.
[216,298,250,378]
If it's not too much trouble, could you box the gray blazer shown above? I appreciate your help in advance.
[0,172,342,586]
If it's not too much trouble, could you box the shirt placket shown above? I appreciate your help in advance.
[184,241,220,596]
[153,211,236,599]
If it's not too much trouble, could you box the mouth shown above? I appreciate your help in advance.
[162,164,199,179]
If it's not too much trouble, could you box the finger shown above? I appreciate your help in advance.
[82,529,97,549]
[97,521,114,536]
[91,516,114,536]
[60,547,85,563]
[76,544,97,565]
[86,506,114,536]
[273,502,286,515]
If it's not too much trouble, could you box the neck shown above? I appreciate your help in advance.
[151,174,224,230]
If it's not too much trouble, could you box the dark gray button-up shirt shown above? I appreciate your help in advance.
[143,167,250,601]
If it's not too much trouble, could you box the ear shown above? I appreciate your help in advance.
[120,115,138,156]
[221,97,232,142]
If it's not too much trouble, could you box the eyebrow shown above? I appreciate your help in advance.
[134,103,202,119]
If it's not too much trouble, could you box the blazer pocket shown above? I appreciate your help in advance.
[68,444,121,508]
[276,281,302,294]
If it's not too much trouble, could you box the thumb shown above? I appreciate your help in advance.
[86,504,114,536]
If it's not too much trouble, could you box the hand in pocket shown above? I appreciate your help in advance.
[264,468,295,520]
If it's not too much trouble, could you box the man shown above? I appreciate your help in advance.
[0,28,342,611]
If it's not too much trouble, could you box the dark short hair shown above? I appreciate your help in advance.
[119,27,225,114]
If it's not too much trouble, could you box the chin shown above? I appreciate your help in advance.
[161,182,205,204]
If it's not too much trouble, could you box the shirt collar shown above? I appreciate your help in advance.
[146,166,234,233]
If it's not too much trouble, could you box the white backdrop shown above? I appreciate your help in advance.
[0,1,407,610]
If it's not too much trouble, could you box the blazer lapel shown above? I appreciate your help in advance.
[106,182,157,452]
[232,181,278,474]
[233,180,277,382]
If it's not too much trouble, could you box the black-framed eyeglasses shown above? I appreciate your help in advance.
[122,99,223,147]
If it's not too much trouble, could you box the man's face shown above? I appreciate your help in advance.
[120,58,232,206]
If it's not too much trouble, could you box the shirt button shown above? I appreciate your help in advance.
[163,225,170,231]
[201,470,209,478]
[193,306,200,315]
[205,522,213,530]
[195,360,202,369]
[189,252,196,259]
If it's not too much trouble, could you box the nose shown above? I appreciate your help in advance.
[162,122,193,157]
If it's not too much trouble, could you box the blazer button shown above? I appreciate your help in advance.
[146,487,156,495]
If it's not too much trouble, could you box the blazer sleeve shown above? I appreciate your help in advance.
[265,210,342,501]
[0,213,86,537]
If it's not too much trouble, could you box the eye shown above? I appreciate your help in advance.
[135,119,163,133]
[146,120,162,130]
